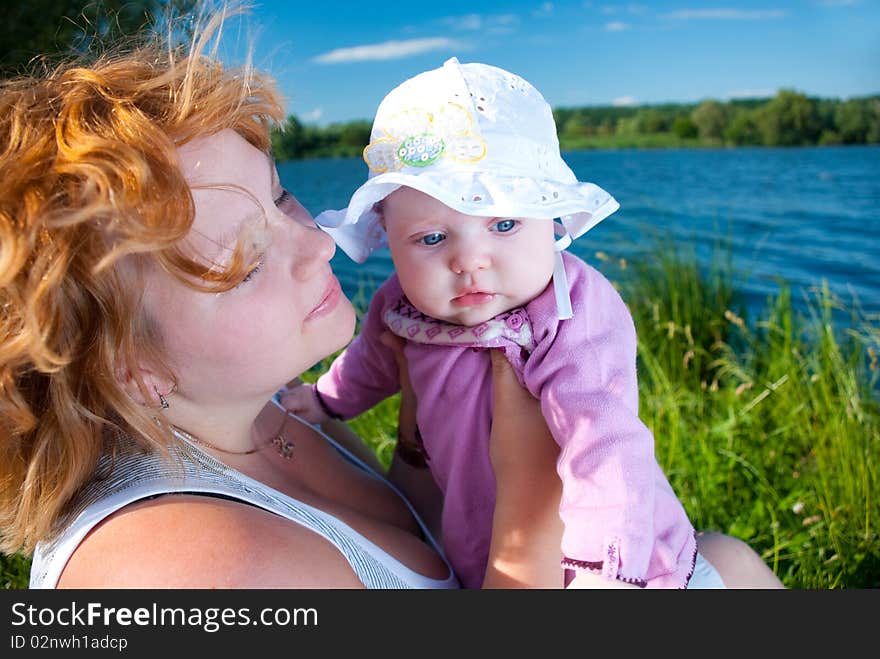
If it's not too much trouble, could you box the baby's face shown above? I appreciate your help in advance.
[382,186,556,326]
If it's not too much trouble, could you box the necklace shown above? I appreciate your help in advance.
[173,426,258,455]
[172,413,295,460]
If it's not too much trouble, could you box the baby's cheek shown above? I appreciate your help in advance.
[395,264,424,297]
[405,283,446,318]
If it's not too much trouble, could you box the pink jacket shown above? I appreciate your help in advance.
[316,252,697,588]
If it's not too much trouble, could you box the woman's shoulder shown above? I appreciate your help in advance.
[43,434,366,588]
[57,493,365,588]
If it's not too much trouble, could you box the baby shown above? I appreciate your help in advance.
[284,58,701,588]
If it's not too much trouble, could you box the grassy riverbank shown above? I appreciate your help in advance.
[614,243,878,588]
[2,244,877,589]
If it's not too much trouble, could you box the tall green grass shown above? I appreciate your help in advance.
[2,243,877,588]
[607,241,878,588]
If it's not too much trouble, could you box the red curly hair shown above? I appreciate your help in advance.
[0,8,285,554]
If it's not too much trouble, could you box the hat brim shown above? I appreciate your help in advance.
[315,170,620,263]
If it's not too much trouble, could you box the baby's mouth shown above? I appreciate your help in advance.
[451,291,495,307]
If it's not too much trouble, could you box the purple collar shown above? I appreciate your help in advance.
[383,296,536,351]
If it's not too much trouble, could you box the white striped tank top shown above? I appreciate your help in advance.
[29,411,459,590]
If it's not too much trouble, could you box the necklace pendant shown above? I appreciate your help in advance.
[272,435,294,460]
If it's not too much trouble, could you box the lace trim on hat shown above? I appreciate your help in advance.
[382,296,536,351]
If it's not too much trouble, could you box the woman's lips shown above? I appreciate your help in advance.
[451,292,495,307]
[307,276,342,319]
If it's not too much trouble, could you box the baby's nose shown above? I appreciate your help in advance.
[449,244,490,274]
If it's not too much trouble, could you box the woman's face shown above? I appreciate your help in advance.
[142,129,355,409]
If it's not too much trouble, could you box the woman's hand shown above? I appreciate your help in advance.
[379,331,425,468]
[482,349,565,588]
[380,331,443,539]
[379,339,565,587]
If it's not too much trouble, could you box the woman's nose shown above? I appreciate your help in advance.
[449,243,490,275]
[291,224,336,280]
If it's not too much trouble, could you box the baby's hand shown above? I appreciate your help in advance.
[279,383,329,424]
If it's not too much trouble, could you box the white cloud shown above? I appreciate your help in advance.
[533,2,555,17]
[301,108,323,122]
[601,4,647,15]
[440,13,521,32]
[667,9,787,20]
[312,38,462,64]
[605,21,630,31]
[725,88,775,99]
[440,13,520,32]
[442,13,483,30]
[493,14,521,25]
[613,95,638,106]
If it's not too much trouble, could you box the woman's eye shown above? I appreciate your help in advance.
[275,189,293,209]
[493,219,517,233]
[238,256,264,287]
[419,232,445,246]
[275,188,302,218]
[275,188,317,227]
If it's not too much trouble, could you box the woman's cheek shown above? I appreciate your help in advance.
[208,296,280,357]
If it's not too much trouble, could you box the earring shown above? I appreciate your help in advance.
[154,386,171,409]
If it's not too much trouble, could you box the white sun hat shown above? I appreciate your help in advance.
[315,57,620,319]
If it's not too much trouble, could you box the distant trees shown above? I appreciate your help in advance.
[672,115,698,139]
[691,100,727,142]
[1,1,198,77]
[271,117,372,161]
[754,90,823,146]
[550,90,879,150]
[833,99,880,144]
[270,90,879,160]
[724,110,762,145]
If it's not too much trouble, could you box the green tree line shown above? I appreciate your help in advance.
[272,90,880,161]
[1,1,198,78]
[555,90,880,148]
[270,116,373,161]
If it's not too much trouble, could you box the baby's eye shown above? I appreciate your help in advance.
[419,232,446,246]
[493,219,517,233]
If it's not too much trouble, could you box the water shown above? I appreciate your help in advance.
[280,145,880,320]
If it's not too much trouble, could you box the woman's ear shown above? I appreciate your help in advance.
[114,362,176,408]
[372,200,386,230]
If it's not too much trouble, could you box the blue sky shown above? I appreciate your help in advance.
[230,1,880,125]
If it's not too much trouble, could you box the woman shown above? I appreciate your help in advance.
[0,8,782,589]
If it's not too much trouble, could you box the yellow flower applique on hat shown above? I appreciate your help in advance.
[363,103,487,173]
